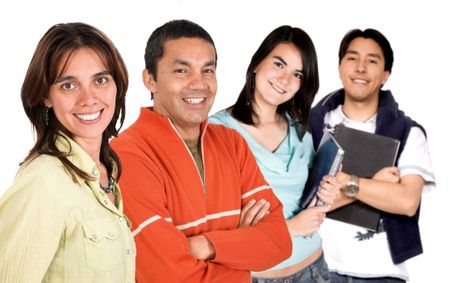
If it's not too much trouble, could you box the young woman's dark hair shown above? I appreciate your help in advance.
[231,25,319,138]
[21,22,128,182]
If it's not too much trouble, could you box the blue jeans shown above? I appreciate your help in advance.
[252,254,330,283]
[330,272,405,283]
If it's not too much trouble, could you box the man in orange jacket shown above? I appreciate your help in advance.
[111,19,292,283]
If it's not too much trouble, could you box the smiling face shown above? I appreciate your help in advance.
[339,37,391,104]
[253,43,303,111]
[44,48,117,146]
[143,37,217,140]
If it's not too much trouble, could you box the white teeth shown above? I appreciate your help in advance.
[353,79,368,84]
[272,84,286,94]
[184,98,205,104]
[76,111,101,121]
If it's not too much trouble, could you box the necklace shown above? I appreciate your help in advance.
[99,176,115,193]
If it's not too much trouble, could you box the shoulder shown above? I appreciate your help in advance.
[205,123,251,158]
[405,116,427,137]
[17,154,65,180]
[311,89,344,112]
[4,155,70,202]
[403,126,429,152]
[208,109,232,127]
[206,122,242,141]
[111,120,150,157]
[398,126,435,185]
[302,131,314,148]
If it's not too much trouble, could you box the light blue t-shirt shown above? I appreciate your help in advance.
[209,110,321,271]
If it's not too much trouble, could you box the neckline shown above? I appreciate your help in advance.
[223,110,290,154]
[99,176,115,193]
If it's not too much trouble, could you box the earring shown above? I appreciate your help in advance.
[45,107,50,126]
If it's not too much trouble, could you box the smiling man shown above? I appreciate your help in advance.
[111,19,291,283]
[309,29,435,282]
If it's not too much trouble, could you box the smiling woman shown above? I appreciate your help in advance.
[0,22,135,282]
[44,48,117,146]
[209,25,342,283]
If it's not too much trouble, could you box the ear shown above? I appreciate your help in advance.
[43,98,52,108]
[142,69,157,94]
[338,64,344,82]
[382,70,391,85]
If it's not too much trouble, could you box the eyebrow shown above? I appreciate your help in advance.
[273,55,303,74]
[54,71,111,84]
[174,59,216,68]
[346,50,382,60]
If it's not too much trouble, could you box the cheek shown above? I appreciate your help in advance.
[209,79,218,94]
[51,97,71,114]
[338,65,346,80]
[254,72,267,89]
[108,91,118,105]
[292,79,301,92]
[104,85,118,104]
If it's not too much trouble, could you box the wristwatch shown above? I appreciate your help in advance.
[343,175,359,197]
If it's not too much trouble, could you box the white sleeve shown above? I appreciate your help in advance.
[397,126,436,192]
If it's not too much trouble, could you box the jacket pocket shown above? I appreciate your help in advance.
[81,218,124,271]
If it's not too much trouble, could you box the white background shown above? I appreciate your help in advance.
[0,0,447,281]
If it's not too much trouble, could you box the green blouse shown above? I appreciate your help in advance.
[0,134,135,282]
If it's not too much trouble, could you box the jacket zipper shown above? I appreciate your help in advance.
[167,118,207,199]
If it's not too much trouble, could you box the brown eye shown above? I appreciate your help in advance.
[274,61,284,68]
[96,77,108,85]
[204,68,215,75]
[61,82,74,90]
[174,68,187,74]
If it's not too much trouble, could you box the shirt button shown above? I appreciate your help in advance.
[92,169,98,176]
[103,200,108,205]
[126,249,130,255]
[92,234,98,240]
[118,216,124,222]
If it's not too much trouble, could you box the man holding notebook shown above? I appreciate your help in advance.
[309,28,435,282]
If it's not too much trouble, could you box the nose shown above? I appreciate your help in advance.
[355,59,367,73]
[277,71,290,85]
[188,72,209,91]
[78,87,98,106]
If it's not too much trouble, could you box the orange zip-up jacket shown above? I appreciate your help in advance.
[111,108,291,283]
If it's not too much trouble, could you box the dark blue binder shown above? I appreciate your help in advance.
[300,130,344,209]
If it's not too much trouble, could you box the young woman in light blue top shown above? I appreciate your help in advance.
[209,25,342,283]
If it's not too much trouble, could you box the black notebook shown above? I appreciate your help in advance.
[300,130,344,209]
[327,123,400,231]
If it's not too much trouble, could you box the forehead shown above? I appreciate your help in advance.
[56,48,107,74]
[161,37,216,64]
[267,43,302,62]
[346,37,384,59]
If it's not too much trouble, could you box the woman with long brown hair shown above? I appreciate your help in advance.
[0,22,135,282]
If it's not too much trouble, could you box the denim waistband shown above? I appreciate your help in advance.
[252,253,330,283]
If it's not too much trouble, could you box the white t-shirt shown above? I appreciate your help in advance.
[321,105,436,280]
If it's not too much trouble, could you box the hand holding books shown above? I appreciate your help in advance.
[299,129,345,238]
[300,129,344,209]
[327,124,400,231]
